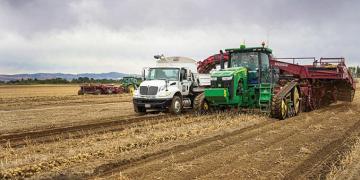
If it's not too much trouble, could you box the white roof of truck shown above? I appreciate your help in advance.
[156,56,197,63]
[156,56,198,73]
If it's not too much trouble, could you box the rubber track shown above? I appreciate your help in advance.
[271,81,298,119]
[193,92,205,115]
[0,113,189,148]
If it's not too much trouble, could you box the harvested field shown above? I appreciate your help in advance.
[0,84,359,180]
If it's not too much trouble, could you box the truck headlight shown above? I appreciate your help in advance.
[222,76,233,80]
[159,92,171,97]
[133,91,139,96]
[211,77,217,81]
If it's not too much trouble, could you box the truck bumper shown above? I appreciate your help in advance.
[133,98,173,109]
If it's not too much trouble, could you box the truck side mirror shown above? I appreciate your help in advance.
[142,67,150,80]
[142,69,146,80]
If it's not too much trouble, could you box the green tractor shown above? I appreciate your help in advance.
[196,43,301,120]
[121,76,140,93]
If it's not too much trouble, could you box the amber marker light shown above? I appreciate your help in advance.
[240,43,246,49]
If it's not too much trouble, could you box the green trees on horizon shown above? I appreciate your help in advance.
[1,77,141,85]
[348,66,360,78]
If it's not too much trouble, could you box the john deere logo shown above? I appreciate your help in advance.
[172,57,180,62]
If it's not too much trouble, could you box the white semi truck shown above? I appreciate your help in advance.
[133,54,220,114]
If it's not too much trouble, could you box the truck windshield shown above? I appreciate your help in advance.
[147,68,179,80]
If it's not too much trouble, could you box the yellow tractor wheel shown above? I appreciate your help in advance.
[280,98,288,120]
[293,87,300,115]
[127,85,135,94]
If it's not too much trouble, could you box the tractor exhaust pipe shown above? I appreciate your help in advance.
[220,50,224,70]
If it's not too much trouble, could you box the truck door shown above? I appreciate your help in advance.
[179,68,190,95]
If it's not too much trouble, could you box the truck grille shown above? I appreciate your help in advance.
[140,86,158,95]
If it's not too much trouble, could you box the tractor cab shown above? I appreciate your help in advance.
[226,43,272,85]
[205,42,274,109]
[123,76,135,83]
[121,76,140,93]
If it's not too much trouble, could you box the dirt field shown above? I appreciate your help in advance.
[0,84,359,180]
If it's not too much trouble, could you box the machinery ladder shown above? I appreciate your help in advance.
[259,83,272,113]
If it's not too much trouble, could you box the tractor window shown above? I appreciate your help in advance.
[147,68,179,81]
[230,52,259,71]
[260,53,270,83]
[123,77,134,83]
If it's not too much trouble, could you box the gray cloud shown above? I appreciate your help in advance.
[0,0,359,75]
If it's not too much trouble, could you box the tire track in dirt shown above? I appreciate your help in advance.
[89,118,288,179]
[0,94,132,111]
[115,111,330,179]
[199,108,359,179]
[91,102,359,180]
[0,113,189,148]
[0,102,130,112]
[286,120,360,179]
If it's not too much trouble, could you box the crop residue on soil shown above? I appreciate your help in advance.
[0,84,359,180]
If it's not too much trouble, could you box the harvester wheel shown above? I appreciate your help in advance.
[78,90,84,95]
[280,98,288,120]
[271,81,297,120]
[134,105,146,113]
[169,96,182,115]
[293,87,300,116]
[127,85,135,94]
[95,89,101,95]
[194,92,210,115]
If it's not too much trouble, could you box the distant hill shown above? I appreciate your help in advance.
[0,72,140,82]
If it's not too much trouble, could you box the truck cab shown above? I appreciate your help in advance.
[133,55,198,115]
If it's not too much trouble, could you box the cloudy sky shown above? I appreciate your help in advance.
[0,0,359,75]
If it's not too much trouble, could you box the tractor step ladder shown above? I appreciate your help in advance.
[259,83,272,113]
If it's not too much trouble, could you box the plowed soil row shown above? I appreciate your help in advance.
[0,113,189,148]
[1,84,359,180]
[0,85,136,134]
[93,103,360,179]
[0,85,131,110]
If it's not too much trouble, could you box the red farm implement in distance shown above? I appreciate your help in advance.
[270,57,356,111]
[78,84,126,95]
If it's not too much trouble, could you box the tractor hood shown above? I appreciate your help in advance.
[211,67,247,77]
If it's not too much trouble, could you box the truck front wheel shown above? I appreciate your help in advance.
[169,96,182,115]
[134,105,146,113]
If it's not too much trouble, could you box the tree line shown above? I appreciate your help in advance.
[348,66,360,78]
[0,77,141,85]
[1,66,358,85]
